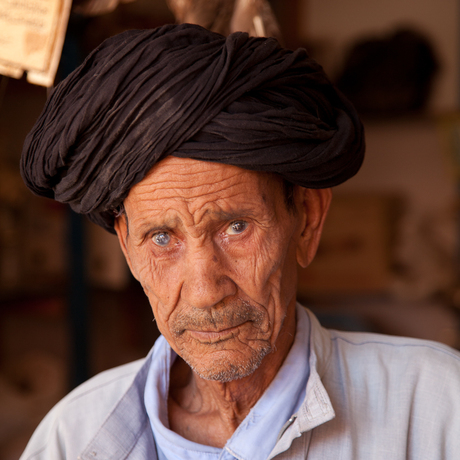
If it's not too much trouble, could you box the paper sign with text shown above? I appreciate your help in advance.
[0,0,71,87]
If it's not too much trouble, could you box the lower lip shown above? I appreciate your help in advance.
[188,324,245,343]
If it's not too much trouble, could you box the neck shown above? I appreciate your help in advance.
[168,307,297,447]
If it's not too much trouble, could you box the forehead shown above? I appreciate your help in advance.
[124,156,283,212]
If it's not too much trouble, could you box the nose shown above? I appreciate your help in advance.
[180,242,236,309]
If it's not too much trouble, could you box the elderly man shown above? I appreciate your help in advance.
[20,24,460,460]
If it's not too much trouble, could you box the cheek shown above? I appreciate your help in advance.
[127,246,181,326]
[248,230,299,329]
[232,229,288,303]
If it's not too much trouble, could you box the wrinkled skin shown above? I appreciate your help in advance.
[115,156,331,446]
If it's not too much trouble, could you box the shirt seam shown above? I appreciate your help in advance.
[330,335,460,360]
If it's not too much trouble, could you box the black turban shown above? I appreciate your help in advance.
[21,23,365,233]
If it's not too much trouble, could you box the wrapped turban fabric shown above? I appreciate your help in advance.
[21,23,365,233]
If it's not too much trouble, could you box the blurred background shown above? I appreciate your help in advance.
[1,0,460,457]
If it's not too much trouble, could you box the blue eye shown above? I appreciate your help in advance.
[152,232,171,247]
[226,221,248,235]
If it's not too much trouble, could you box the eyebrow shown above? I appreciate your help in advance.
[128,206,262,237]
[133,216,182,238]
[208,209,259,221]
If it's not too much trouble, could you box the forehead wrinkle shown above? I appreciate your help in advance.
[129,172,247,214]
[125,157,284,236]
[164,174,246,202]
[148,183,260,219]
[141,157,260,196]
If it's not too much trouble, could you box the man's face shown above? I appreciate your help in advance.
[115,157,322,382]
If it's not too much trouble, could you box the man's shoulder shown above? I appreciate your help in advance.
[21,357,148,460]
[321,326,460,400]
[304,306,460,388]
[304,314,460,457]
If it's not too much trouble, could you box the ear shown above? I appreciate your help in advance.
[296,187,332,268]
[114,214,139,281]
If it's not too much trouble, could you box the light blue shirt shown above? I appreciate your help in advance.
[20,305,460,460]
[144,305,311,460]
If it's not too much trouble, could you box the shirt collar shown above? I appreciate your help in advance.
[268,308,336,459]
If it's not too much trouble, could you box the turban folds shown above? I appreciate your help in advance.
[21,23,365,233]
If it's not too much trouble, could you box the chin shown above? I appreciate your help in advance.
[185,344,273,382]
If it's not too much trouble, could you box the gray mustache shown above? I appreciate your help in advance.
[171,299,264,336]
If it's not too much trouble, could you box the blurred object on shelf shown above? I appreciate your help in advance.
[73,0,136,16]
[298,193,399,295]
[166,0,281,39]
[391,206,457,301]
[298,190,458,302]
[336,28,439,117]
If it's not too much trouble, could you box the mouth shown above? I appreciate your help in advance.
[187,322,247,344]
